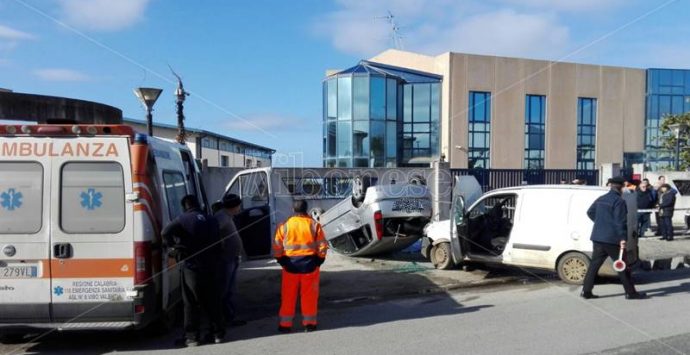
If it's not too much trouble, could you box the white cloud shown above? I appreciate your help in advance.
[222,114,304,132]
[0,24,35,41]
[33,68,91,81]
[314,1,572,59]
[418,9,570,59]
[57,0,151,31]
[491,0,623,12]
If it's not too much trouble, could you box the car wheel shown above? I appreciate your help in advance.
[557,252,590,285]
[351,176,371,207]
[430,242,454,270]
[409,174,426,186]
[309,207,325,222]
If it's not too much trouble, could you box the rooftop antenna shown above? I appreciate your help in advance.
[375,10,404,50]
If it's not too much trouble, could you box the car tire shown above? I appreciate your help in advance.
[351,176,371,207]
[409,174,426,186]
[557,252,590,285]
[309,207,325,222]
[430,242,454,270]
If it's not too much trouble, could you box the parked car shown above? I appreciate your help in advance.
[422,178,639,285]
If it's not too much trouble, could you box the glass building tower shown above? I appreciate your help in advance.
[323,61,441,168]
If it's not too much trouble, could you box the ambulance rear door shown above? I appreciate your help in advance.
[48,137,135,323]
[0,138,51,324]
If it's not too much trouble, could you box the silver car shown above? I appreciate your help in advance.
[319,176,432,256]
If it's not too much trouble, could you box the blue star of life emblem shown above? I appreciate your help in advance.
[0,188,23,211]
[53,286,64,296]
[80,188,103,210]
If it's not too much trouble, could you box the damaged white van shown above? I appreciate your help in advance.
[422,177,638,284]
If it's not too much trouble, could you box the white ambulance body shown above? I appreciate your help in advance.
[0,123,207,337]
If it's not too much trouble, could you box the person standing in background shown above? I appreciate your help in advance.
[658,184,676,241]
[215,194,247,326]
[635,180,654,237]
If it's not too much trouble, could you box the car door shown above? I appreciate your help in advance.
[49,137,135,322]
[0,146,51,323]
[234,171,273,258]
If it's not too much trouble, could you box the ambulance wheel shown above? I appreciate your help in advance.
[430,242,454,270]
[557,252,590,285]
[351,176,371,207]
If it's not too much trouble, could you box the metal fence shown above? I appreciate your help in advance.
[451,169,599,192]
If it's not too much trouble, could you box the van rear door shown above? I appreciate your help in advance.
[0,151,51,323]
[48,137,135,323]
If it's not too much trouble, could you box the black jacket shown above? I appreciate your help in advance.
[162,208,221,270]
[635,189,654,210]
[587,190,627,245]
[658,191,676,218]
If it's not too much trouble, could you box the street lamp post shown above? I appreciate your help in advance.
[133,87,163,137]
[669,123,689,171]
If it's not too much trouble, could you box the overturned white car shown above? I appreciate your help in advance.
[318,176,432,256]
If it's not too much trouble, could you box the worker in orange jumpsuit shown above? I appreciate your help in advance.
[274,200,328,333]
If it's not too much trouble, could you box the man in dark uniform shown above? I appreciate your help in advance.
[162,195,225,347]
[581,177,647,300]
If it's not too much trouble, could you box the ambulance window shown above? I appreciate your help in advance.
[61,162,125,234]
[163,171,187,219]
[0,162,43,234]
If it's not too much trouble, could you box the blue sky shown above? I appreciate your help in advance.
[1,0,689,166]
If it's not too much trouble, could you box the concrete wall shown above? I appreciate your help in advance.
[369,50,648,169]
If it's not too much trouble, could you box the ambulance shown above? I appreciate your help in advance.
[0,122,208,339]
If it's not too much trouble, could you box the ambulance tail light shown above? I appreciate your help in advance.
[134,241,152,286]
[374,210,384,240]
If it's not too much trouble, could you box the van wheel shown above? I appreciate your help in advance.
[430,242,454,270]
[557,252,590,285]
[409,174,426,186]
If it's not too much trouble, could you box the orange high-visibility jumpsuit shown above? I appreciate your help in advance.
[274,214,328,329]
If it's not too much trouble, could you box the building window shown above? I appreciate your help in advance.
[645,69,690,170]
[577,98,597,170]
[524,95,546,170]
[221,155,229,167]
[201,137,218,149]
[401,82,440,166]
[468,91,491,169]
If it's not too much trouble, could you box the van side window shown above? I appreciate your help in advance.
[61,162,125,233]
[0,162,43,234]
[240,172,269,209]
[163,171,187,219]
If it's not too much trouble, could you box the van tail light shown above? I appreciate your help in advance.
[134,241,152,286]
[374,211,384,240]
[135,305,145,314]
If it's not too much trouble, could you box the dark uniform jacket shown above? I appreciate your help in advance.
[587,190,628,245]
[162,208,221,270]
[658,190,676,218]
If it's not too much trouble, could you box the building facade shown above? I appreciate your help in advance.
[124,118,274,168]
[324,49,689,170]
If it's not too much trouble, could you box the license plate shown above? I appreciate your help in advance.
[0,265,38,279]
[392,198,425,213]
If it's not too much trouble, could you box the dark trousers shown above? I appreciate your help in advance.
[582,242,636,295]
[181,267,225,340]
[659,216,674,240]
[654,212,661,235]
[636,213,651,237]
[219,257,240,320]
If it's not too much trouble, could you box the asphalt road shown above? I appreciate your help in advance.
[5,267,690,355]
